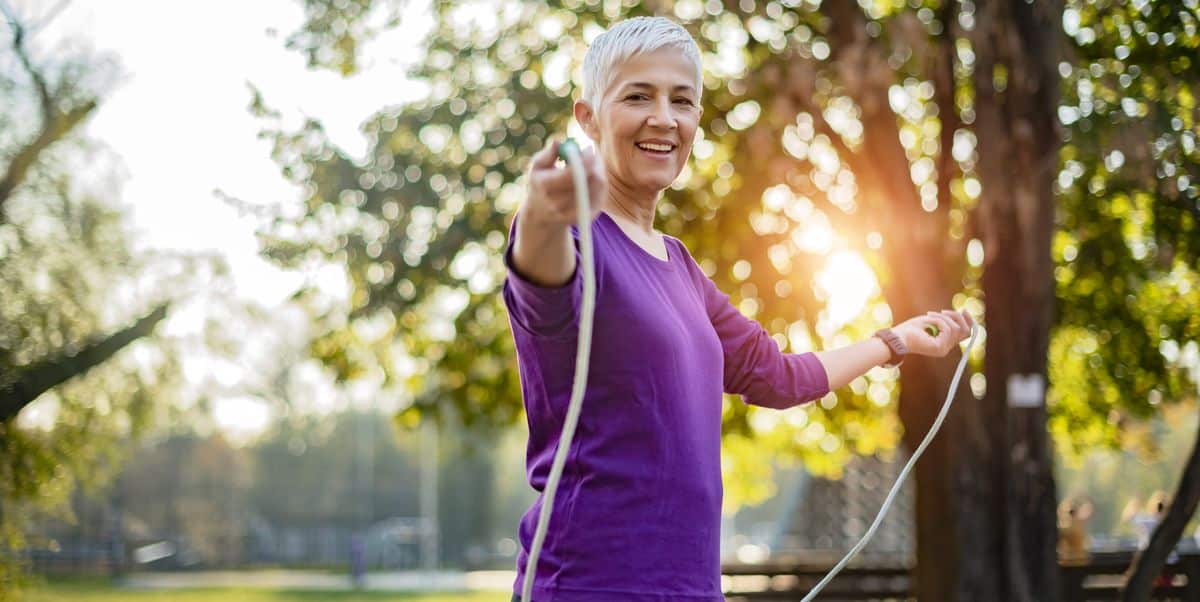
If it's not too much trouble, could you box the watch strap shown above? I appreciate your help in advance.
[873,327,908,368]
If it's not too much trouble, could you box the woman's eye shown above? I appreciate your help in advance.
[624,94,695,106]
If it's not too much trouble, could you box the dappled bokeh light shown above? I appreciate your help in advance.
[3,0,1199,596]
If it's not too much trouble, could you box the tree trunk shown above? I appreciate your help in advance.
[813,0,1063,596]
[961,0,1064,599]
[1123,413,1200,600]
[895,360,970,601]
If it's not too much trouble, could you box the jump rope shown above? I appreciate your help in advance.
[520,137,979,602]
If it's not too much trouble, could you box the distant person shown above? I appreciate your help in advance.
[349,533,366,589]
[1126,497,1151,549]
[1148,491,1179,586]
[1131,491,1168,550]
[1150,491,1178,563]
[1057,497,1092,562]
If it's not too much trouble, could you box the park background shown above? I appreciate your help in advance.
[1,0,1198,600]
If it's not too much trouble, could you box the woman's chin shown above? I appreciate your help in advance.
[639,179,674,193]
[635,172,681,192]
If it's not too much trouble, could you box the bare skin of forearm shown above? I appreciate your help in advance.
[512,209,575,287]
[813,337,892,392]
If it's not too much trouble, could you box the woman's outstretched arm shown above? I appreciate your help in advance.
[511,138,607,287]
[813,337,893,392]
[814,310,975,391]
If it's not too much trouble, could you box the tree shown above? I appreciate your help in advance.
[1048,0,1200,597]
[0,5,171,423]
[0,4,222,595]
[245,407,510,568]
[950,0,1063,597]
[251,0,1199,598]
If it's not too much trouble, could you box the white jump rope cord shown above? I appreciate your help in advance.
[520,140,979,602]
[521,140,596,602]
[801,323,977,601]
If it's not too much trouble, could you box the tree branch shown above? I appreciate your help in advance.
[0,4,99,219]
[0,100,97,205]
[0,303,170,423]
[1122,412,1200,600]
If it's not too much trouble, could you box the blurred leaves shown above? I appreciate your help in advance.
[283,0,409,76]
[253,0,953,510]
[1049,0,1200,464]
[255,0,1200,510]
[0,7,232,595]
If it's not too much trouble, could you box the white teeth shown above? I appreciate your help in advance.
[637,143,673,152]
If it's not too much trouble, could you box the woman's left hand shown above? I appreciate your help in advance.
[892,309,976,358]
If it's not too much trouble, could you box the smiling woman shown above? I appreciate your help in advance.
[500,15,975,602]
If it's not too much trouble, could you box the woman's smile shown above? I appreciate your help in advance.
[635,142,675,160]
[635,138,676,159]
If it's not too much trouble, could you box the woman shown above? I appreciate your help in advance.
[502,16,973,602]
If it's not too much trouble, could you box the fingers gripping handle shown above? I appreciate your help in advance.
[557,137,581,163]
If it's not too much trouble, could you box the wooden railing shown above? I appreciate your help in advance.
[722,561,910,600]
[722,550,1200,601]
[1059,550,1200,601]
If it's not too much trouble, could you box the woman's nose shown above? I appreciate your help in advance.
[647,98,677,129]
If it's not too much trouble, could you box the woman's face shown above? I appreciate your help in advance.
[576,48,702,197]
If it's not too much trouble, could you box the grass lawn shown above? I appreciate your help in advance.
[24,578,508,602]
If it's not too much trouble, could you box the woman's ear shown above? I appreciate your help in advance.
[574,99,600,143]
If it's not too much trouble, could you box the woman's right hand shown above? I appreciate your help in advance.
[522,138,608,227]
[893,309,975,358]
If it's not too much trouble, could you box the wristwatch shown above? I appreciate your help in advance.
[873,328,908,368]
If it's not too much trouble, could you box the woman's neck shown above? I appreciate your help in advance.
[605,181,659,235]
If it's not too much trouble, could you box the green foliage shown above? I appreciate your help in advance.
[1057,404,1200,540]
[0,21,227,596]
[283,0,408,76]
[253,0,919,510]
[1049,0,1200,464]
[113,407,526,568]
[248,410,421,525]
[253,0,1200,511]
[0,165,188,600]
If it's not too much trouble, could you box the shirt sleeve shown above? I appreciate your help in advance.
[680,243,830,409]
[501,211,583,339]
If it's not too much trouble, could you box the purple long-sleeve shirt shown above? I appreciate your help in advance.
[502,210,830,602]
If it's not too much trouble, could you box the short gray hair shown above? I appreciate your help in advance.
[582,16,703,113]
